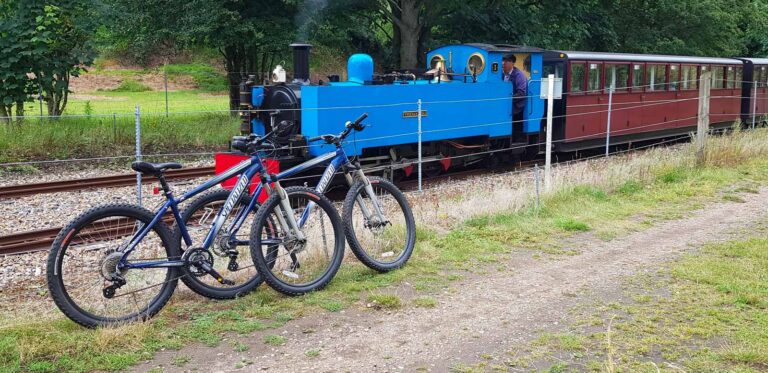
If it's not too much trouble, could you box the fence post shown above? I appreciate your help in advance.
[697,71,712,165]
[417,98,423,193]
[135,105,142,206]
[752,80,758,129]
[164,63,169,117]
[112,113,117,141]
[38,83,44,125]
[544,74,554,192]
[534,164,541,211]
[605,83,614,157]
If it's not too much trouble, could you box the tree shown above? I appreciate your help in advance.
[29,1,98,116]
[0,1,39,121]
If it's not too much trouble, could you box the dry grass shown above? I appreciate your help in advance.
[407,127,768,233]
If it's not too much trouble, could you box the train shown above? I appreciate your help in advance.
[216,42,768,183]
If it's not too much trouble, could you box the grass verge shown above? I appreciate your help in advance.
[2,131,768,372]
[0,112,238,163]
[466,233,768,372]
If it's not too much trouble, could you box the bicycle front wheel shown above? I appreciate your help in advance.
[342,176,416,272]
[249,187,344,296]
[46,204,180,328]
[179,188,264,299]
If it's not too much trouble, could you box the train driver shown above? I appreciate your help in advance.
[502,54,528,142]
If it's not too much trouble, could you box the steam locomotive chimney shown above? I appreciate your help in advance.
[290,43,312,84]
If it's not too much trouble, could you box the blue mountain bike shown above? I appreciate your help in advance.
[46,126,345,328]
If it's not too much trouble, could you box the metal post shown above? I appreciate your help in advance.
[164,63,169,117]
[752,80,758,129]
[135,105,142,206]
[697,72,712,165]
[38,83,44,124]
[417,99,423,193]
[605,83,614,157]
[112,113,117,141]
[534,164,541,210]
[544,74,554,192]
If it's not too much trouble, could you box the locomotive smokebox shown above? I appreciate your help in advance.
[290,43,312,84]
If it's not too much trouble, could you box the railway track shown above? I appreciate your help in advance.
[0,166,216,199]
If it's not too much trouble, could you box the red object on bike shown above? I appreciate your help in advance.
[214,153,280,203]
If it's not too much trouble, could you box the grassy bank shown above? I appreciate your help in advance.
[0,112,238,163]
[2,130,768,372]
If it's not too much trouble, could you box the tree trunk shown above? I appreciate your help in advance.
[398,0,421,69]
[0,105,10,124]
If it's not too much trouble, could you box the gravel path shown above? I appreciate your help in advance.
[131,188,768,373]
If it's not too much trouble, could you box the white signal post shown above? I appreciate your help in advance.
[135,104,142,206]
[544,74,554,192]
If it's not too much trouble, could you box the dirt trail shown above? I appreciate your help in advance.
[133,189,768,372]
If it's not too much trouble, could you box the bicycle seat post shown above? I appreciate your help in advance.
[156,173,173,198]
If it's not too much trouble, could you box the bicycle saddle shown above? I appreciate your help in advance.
[130,161,182,175]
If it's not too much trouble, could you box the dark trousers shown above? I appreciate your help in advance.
[512,110,525,143]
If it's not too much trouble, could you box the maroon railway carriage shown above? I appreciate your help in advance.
[738,58,768,125]
[542,51,763,152]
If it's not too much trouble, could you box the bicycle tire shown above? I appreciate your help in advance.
[342,176,416,272]
[46,204,180,328]
[249,186,344,296]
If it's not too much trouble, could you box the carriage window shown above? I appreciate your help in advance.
[570,63,586,93]
[669,65,680,91]
[648,65,667,91]
[632,64,645,90]
[712,66,724,89]
[726,66,736,89]
[588,63,602,93]
[682,65,698,90]
[606,64,629,92]
[734,67,742,89]
[762,67,767,87]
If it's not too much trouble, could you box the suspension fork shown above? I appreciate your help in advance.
[266,181,306,242]
[345,166,387,223]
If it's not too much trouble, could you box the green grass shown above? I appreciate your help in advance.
[111,79,152,92]
[413,297,438,308]
[262,335,287,346]
[163,63,228,92]
[2,145,768,372]
[366,294,402,310]
[0,112,238,163]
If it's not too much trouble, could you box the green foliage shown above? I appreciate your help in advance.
[111,79,151,92]
[164,64,227,92]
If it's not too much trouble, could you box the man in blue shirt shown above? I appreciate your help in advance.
[502,54,528,142]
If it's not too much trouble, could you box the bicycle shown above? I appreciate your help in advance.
[200,113,416,284]
[46,129,344,328]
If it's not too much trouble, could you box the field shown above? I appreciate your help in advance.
[1,64,235,164]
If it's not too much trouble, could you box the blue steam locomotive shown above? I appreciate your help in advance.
[232,43,545,177]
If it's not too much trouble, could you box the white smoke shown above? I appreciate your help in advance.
[296,0,329,42]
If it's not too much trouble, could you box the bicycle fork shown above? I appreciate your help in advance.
[344,169,388,225]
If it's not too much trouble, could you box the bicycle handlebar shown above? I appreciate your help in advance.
[307,113,369,145]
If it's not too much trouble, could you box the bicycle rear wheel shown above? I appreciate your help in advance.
[46,204,179,328]
[342,176,416,272]
[249,187,344,296]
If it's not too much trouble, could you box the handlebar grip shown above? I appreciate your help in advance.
[353,113,368,126]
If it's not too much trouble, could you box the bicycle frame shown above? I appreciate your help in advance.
[119,140,382,271]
